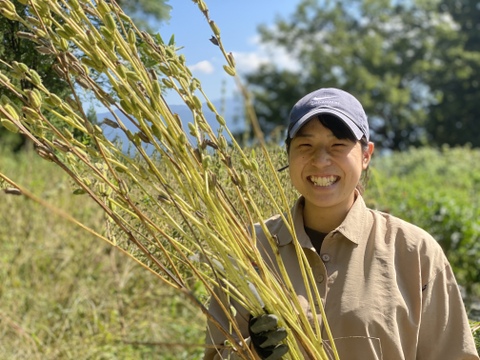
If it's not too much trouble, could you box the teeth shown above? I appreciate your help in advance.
[310,175,337,187]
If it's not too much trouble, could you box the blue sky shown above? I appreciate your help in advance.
[156,1,300,104]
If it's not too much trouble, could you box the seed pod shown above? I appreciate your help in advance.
[178,133,187,145]
[25,15,41,26]
[86,29,97,45]
[218,135,228,151]
[45,93,62,107]
[0,0,17,13]
[0,8,19,22]
[119,99,133,113]
[126,71,142,82]
[17,31,37,41]
[99,26,113,41]
[53,139,70,152]
[3,103,20,121]
[103,118,119,129]
[104,13,116,32]
[152,80,161,97]
[96,0,110,17]
[29,69,42,86]
[33,28,47,39]
[202,155,211,169]
[216,115,226,126]
[117,45,130,60]
[151,124,162,140]
[76,77,91,90]
[64,128,74,140]
[110,157,129,174]
[209,20,221,37]
[127,29,136,45]
[190,78,201,92]
[1,118,18,133]
[34,144,55,162]
[59,38,69,52]
[25,89,42,109]
[36,46,54,55]
[192,95,202,111]
[240,158,252,170]
[227,52,236,67]
[206,100,215,112]
[63,24,77,38]
[161,78,174,88]
[4,188,22,196]
[223,65,236,76]
[188,122,198,137]
[12,61,29,74]
[159,64,171,76]
[197,0,208,12]
[0,73,10,84]
[22,106,40,123]
[137,131,150,143]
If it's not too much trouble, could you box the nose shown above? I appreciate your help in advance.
[311,147,331,167]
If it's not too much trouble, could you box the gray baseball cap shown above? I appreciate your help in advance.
[287,88,369,141]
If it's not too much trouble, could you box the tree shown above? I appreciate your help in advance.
[423,0,480,147]
[245,0,479,150]
[0,1,71,150]
[0,0,171,150]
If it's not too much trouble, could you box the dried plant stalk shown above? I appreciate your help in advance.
[0,0,338,358]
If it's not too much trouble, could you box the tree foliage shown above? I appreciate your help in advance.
[425,0,480,146]
[246,0,480,150]
[0,1,70,149]
[0,0,171,150]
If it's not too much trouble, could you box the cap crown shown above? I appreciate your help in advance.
[288,88,369,141]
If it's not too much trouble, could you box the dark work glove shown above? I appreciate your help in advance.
[249,313,289,360]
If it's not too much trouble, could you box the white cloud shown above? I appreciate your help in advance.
[233,35,300,75]
[189,60,214,74]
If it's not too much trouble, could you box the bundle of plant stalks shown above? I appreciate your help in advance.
[0,0,338,358]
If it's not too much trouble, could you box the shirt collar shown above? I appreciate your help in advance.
[276,192,371,247]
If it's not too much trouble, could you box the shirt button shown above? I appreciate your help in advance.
[321,254,331,262]
[317,275,324,283]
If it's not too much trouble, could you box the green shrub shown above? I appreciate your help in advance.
[366,146,480,299]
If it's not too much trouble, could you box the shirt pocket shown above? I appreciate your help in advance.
[323,336,383,360]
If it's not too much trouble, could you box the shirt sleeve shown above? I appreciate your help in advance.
[203,287,257,360]
[417,262,479,360]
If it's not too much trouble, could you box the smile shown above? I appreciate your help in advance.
[309,175,338,187]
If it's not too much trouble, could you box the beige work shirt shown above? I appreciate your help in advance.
[204,195,479,359]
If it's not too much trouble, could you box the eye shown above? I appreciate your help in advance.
[294,141,311,149]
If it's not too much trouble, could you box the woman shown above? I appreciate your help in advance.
[204,88,479,359]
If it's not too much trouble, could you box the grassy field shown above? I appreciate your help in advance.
[1,145,479,358]
[0,148,205,359]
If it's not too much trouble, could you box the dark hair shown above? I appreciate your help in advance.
[285,114,371,194]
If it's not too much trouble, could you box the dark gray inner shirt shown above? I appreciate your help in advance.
[304,226,328,254]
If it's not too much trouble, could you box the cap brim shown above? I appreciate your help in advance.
[288,109,365,140]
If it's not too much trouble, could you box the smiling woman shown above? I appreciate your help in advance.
[287,116,373,233]
[204,88,479,360]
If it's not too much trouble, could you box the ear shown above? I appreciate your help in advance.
[362,142,375,170]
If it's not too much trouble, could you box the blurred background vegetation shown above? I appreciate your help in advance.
[1,0,480,357]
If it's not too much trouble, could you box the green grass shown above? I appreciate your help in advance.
[0,148,205,359]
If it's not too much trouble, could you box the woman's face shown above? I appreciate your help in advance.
[288,118,374,215]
